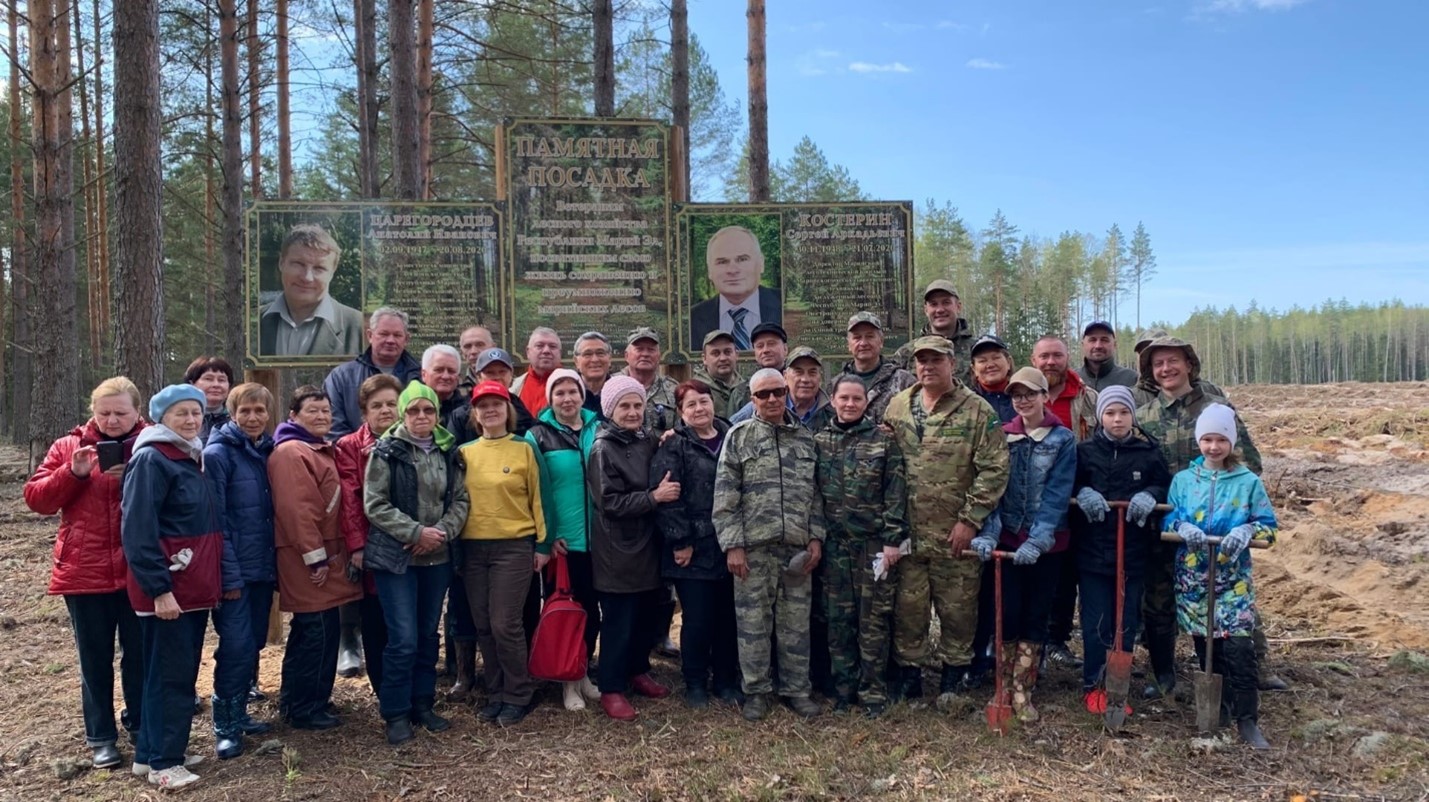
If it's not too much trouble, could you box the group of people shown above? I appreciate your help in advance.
[28,281,1282,791]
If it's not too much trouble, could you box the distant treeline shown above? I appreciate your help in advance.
[1154,301,1429,386]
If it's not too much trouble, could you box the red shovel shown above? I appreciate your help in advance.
[1103,502,1133,730]
[963,547,1015,735]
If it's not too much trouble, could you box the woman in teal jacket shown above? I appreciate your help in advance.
[522,369,601,711]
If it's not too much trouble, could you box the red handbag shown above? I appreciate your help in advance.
[527,554,589,682]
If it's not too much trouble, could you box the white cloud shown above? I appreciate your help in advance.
[848,61,913,74]
[935,20,969,31]
[966,58,1006,70]
[796,49,842,77]
[881,21,925,33]
[1197,0,1309,13]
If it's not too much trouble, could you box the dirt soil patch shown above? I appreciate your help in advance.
[2,383,1428,801]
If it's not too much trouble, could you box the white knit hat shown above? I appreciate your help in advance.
[1194,403,1238,448]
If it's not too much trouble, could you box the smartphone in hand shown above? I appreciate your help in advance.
[97,441,126,472]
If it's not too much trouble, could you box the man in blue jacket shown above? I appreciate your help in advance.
[322,307,423,440]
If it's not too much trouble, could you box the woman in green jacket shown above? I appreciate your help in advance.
[523,369,601,711]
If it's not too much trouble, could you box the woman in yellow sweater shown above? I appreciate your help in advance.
[458,381,548,727]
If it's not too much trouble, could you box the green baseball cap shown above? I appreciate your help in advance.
[909,335,954,357]
[846,311,883,332]
[786,346,822,367]
[923,279,959,300]
[626,326,661,346]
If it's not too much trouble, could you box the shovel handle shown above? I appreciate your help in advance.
[959,549,1018,560]
[1160,533,1268,549]
[1073,500,1174,511]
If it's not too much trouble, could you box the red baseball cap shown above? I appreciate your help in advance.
[470,380,511,404]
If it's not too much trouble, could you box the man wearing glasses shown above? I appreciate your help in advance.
[572,331,614,416]
[713,368,825,722]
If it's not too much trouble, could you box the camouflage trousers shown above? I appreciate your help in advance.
[824,535,898,703]
[893,552,981,667]
[1144,542,1273,671]
[733,544,813,697]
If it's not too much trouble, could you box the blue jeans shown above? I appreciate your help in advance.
[211,581,274,700]
[65,592,144,747]
[136,611,207,770]
[373,562,451,720]
[1079,569,1145,691]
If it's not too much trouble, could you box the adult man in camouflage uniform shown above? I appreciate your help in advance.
[727,322,789,413]
[618,327,680,435]
[692,330,743,419]
[894,280,974,385]
[1134,336,1278,697]
[833,311,916,423]
[814,375,909,716]
[1132,328,1228,405]
[714,368,826,721]
[884,336,1009,699]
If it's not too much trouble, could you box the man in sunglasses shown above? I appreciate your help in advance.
[713,368,826,722]
[883,336,1010,700]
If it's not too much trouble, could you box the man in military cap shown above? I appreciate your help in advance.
[729,345,832,430]
[884,335,1009,699]
[617,327,680,436]
[894,279,974,385]
[728,322,789,413]
[693,330,744,419]
[834,311,916,423]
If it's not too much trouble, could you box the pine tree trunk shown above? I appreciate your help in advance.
[670,0,690,197]
[91,0,109,353]
[8,3,30,440]
[112,0,165,401]
[389,0,419,200]
[204,1,219,354]
[416,0,433,198]
[74,0,99,375]
[247,0,262,198]
[355,0,379,199]
[28,0,80,463]
[220,0,245,367]
[276,0,292,198]
[746,0,769,202]
[593,0,614,117]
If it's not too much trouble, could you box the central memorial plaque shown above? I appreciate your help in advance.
[501,118,672,353]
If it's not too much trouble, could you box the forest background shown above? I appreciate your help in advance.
[0,0,1422,461]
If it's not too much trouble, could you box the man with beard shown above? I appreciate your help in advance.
[1076,322,1138,391]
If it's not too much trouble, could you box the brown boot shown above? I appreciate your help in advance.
[447,641,477,702]
[1011,642,1040,722]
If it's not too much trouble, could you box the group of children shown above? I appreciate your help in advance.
[974,371,1278,749]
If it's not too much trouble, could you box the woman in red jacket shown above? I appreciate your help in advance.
[24,377,148,771]
[334,373,403,696]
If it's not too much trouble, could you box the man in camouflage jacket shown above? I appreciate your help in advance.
[832,311,916,424]
[893,280,974,386]
[884,336,1009,697]
[813,375,909,712]
[713,368,826,720]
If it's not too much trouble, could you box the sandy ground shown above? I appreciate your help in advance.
[1,382,1427,801]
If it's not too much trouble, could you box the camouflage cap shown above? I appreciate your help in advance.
[923,279,959,300]
[1134,327,1170,353]
[626,326,661,346]
[909,335,955,357]
[1007,366,1049,394]
[846,311,883,332]
[786,346,823,368]
[970,333,1009,357]
[702,329,736,348]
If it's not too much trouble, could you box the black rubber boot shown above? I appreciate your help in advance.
[410,697,450,732]
[1223,637,1268,748]
[212,695,244,760]
[1143,628,1178,699]
[940,664,968,696]
[385,715,414,745]
[903,665,924,700]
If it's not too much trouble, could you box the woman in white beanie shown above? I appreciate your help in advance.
[1164,403,1278,749]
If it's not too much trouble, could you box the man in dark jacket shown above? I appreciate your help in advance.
[323,307,423,440]
[832,311,915,423]
[1076,321,1138,391]
[893,280,974,385]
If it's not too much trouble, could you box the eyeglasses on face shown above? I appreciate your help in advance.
[1010,393,1042,403]
[752,387,788,400]
[407,406,437,417]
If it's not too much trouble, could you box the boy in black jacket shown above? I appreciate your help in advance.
[1070,385,1171,715]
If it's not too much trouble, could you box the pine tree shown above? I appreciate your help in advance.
[1128,221,1157,329]
[772,135,864,202]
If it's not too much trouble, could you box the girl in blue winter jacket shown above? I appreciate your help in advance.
[1165,403,1277,750]
[971,367,1077,723]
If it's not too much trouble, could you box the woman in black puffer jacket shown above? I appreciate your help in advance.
[651,380,739,710]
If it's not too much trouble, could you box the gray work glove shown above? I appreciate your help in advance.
[1012,540,1043,566]
[1076,487,1109,523]
[1177,521,1208,551]
[1127,492,1157,527]
[1220,524,1254,560]
[970,535,996,562]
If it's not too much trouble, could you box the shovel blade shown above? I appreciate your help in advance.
[1105,650,1134,700]
[986,699,1014,735]
[1194,673,1224,735]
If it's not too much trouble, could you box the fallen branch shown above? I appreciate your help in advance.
[1268,636,1358,645]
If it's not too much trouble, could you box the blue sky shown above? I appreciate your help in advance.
[686,0,1429,327]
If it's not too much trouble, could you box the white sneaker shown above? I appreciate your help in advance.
[562,681,586,711]
[578,675,601,702]
[148,765,200,790]
[132,754,203,777]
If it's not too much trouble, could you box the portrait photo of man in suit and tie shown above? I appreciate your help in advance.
[257,222,365,358]
[688,223,782,351]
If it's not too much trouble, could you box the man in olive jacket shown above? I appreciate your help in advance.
[884,336,1009,698]
[713,368,826,721]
